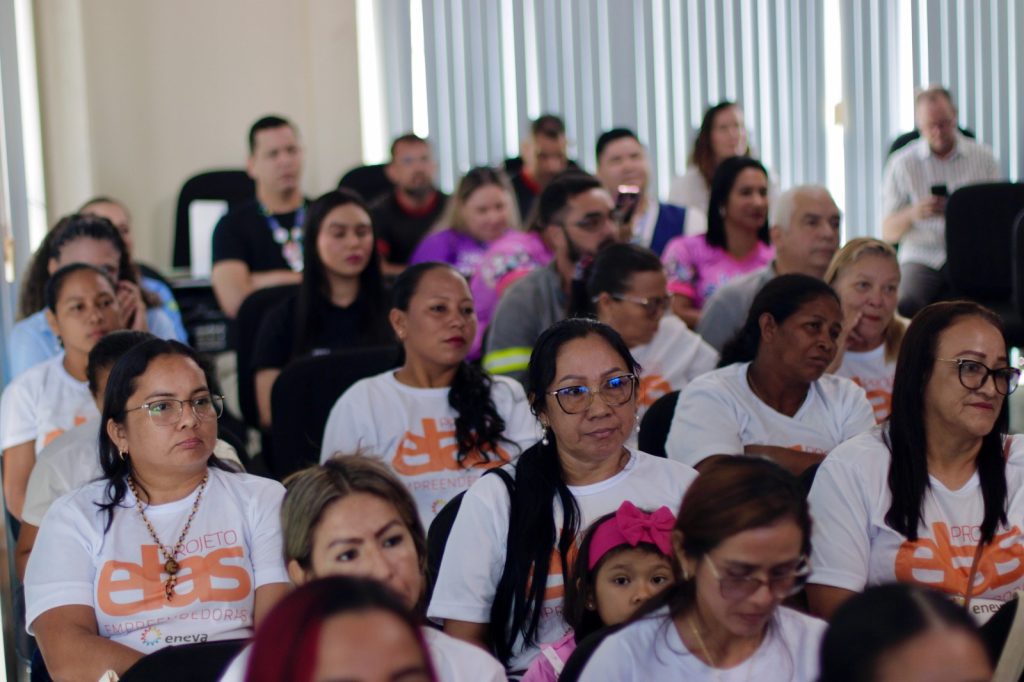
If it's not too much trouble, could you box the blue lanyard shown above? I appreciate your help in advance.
[260,203,306,272]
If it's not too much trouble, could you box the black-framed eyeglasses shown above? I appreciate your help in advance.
[937,358,1020,396]
[124,395,225,426]
[704,554,811,601]
[608,293,671,316]
[568,212,616,233]
[547,374,638,415]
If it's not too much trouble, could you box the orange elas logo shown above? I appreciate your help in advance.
[894,522,1024,595]
[97,544,251,616]
[639,375,671,408]
[391,418,511,476]
[849,376,892,423]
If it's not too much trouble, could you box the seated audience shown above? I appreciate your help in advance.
[252,189,393,429]
[510,114,571,219]
[807,301,1024,621]
[79,195,188,341]
[410,166,520,277]
[522,500,677,681]
[320,262,538,524]
[221,456,505,681]
[825,238,906,423]
[24,339,289,681]
[578,457,826,682]
[2,264,124,520]
[666,274,874,474]
[662,156,774,328]
[372,133,449,275]
[819,584,992,682]
[245,576,437,682]
[595,128,700,255]
[587,243,718,430]
[668,101,752,214]
[428,318,698,676]
[483,172,619,384]
[211,115,306,318]
[9,213,179,378]
[697,185,841,351]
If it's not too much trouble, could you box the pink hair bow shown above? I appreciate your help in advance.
[588,500,676,569]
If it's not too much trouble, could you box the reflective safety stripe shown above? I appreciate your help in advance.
[483,347,531,374]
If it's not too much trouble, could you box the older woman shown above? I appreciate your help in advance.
[807,301,1024,621]
[428,318,697,677]
[24,339,289,682]
[666,274,874,475]
[825,238,906,423]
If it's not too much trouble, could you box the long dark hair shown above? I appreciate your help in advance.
[690,102,750,186]
[720,273,840,367]
[292,189,391,358]
[392,262,510,462]
[489,318,640,664]
[884,301,1010,543]
[98,339,236,532]
[705,156,770,250]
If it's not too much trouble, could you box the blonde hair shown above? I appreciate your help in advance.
[442,166,521,235]
[825,237,906,362]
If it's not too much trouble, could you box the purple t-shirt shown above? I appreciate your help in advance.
[662,234,774,308]
[409,228,492,278]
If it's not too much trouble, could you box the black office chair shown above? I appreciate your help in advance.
[944,183,1024,346]
[120,639,247,682]
[637,390,680,458]
[173,170,256,270]
[887,126,976,158]
[268,345,404,479]
[337,164,393,204]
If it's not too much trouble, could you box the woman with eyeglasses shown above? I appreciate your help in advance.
[807,300,1024,621]
[577,457,825,681]
[587,243,718,435]
[24,339,290,681]
[428,318,697,677]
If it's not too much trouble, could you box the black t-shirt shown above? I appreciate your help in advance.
[510,172,539,222]
[370,190,448,265]
[212,199,307,272]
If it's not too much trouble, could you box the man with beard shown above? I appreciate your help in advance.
[483,172,620,383]
[370,134,449,275]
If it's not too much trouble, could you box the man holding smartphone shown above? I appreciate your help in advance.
[881,87,1000,316]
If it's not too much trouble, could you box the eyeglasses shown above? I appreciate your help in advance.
[937,358,1020,396]
[548,374,638,415]
[609,293,670,316]
[569,212,616,233]
[704,554,810,601]
[124,395,225,426]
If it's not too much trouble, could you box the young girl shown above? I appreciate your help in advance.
[522,501,677,681]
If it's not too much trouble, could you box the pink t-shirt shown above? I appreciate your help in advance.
[661,234,774,308]
[521,630,577,682]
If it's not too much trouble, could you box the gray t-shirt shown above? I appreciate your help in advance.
[696,264,776,351]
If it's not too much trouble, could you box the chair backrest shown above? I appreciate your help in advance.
[1013,210,1024,320]
[887,126,976,158]
[945,183,1024,300]
[235,285,301,431]
[337,163,393,204]
[173,170,256,270]
[637,390,680,458]
[120,638,246,682]
[269,345,403,479]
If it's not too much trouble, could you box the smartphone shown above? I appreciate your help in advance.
[930,184,949,197]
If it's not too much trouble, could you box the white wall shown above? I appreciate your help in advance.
[33,0,364,269]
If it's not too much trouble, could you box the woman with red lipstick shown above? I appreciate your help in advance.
[577,457,826,682]
[253,189,392,429]
[661,156,774,328]
[1,263,124,521]
[319,262,539,525]
[665,274,874,475]
[825,238,906,423]
[808,301,1024,622]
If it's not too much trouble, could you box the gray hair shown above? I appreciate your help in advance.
[770,185,835,231]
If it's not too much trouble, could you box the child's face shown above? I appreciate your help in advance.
[592,548,675,626]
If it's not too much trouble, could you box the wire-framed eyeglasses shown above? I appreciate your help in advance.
[124,395,226,426]
[547,374,638,415]
[937,358,1020,396]
[704,554,811,600]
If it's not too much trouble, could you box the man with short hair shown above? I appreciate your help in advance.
[211,115,307,318]
[595,128,704,257]
[510,114,570,219]
[697,185,841,351]
[483,172,620,383]
[881,87,1000,316]
[370,134,449,275]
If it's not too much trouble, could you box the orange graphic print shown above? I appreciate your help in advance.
[849,376,892,423]
[97,544,252,616]
[391,418,511,475]
[43,415,90,447]
[894,522,1024,596]
[526,536,579,603]
[639,375,671,408]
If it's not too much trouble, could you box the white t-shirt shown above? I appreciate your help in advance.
[218,626,506,682]
[320,370,541,524]
[580,606,826,681]
[809,427,1024,620]
[25,468,288,653]
[665,362,875,468]
[632,315,719,419]
[0,355,98,454]
[833,344,896,424]
[21,417,242,527]
[427,451,697,675]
